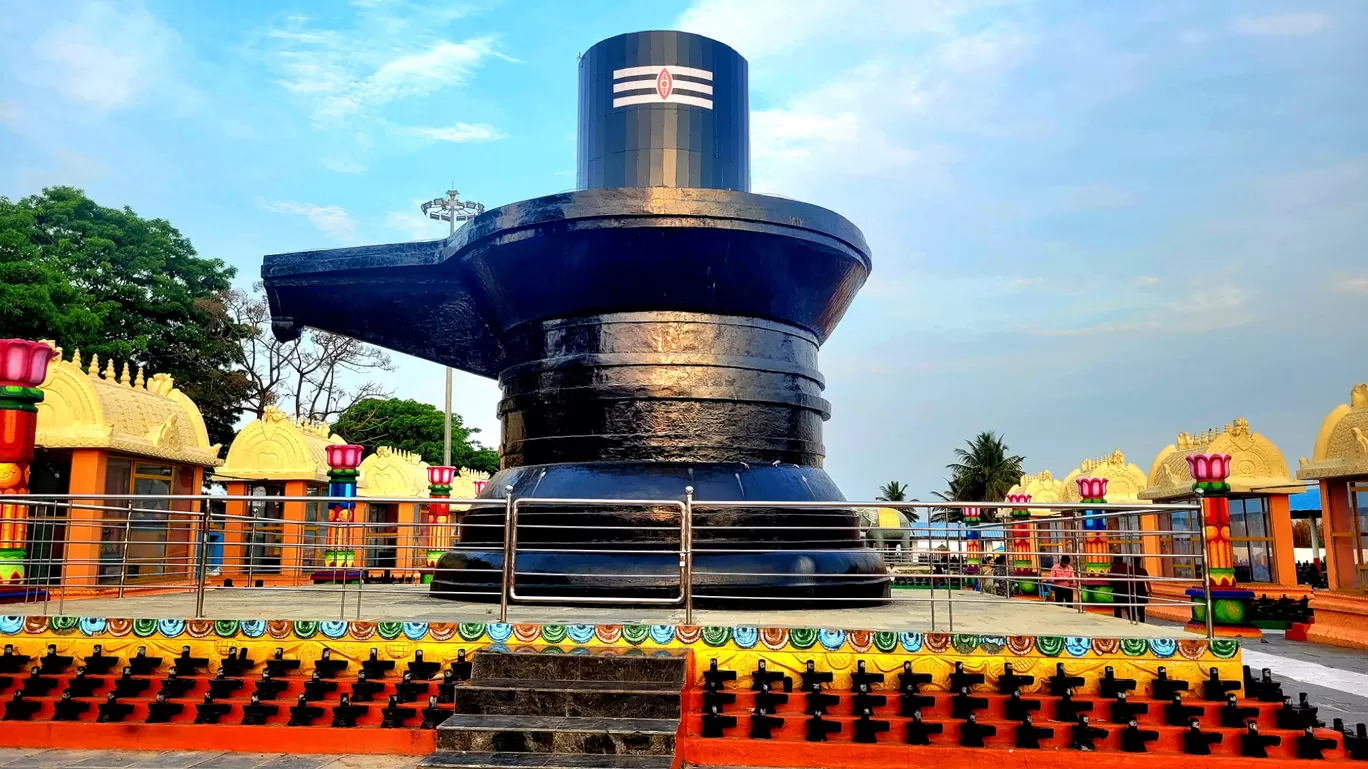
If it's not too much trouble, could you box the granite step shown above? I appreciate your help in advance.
[421,752,674,769]
[470,650,685,685]
[435,713,677,755]
[450,679,680,719]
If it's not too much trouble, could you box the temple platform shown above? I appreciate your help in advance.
[8,585,1197,638]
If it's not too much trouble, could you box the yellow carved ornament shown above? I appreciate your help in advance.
[1141,417,1300,500]
[35,343,221,467]
[1297,384,1368,481]
[214,406,342,482]
[1059,449,1148,503]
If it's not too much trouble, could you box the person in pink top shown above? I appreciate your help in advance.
[1048,555,1075,605]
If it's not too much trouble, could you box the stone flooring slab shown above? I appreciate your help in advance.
[13,585,1198,638]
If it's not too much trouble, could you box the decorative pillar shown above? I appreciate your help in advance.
[1076,477,1112,604]
[0,340,57,586]
[424,465,456,584]
[1183,453,1261,637]
[319,443,364,582]
[962,505,981,581]
[1006,493,1037,596]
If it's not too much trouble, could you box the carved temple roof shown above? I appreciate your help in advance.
[1141,417,1301,500]
[357,446,430,499]
[1059,449,1148,503]
[1007,469,1065,516]
[35,343,221,467]
[214,406,341,482]
[1297,384,1368,482]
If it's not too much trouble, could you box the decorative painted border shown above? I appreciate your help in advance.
[0,616,1239,661]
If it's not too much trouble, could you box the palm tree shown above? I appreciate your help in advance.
[876,481,908,502]
[873,481,920,523]
[931,431,1025,523]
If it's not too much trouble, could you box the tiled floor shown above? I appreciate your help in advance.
[0,750,418,769]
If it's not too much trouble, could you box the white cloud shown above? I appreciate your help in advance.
[1006,277,1043,289]
[676,0,984,59]
[1337,277,1368,295]
[408,123,506,143]
[24,1,182,111]
[262,11,508,127]
[266,200,356,242]
[1231,14,1330,37]
[1131,276,1162,287]
[385,208,447,241]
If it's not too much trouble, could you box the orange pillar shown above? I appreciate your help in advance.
[1267,494,1296,588]
[1322,479,1356,591]
[397,502,421,577]
[221,481,250,580]
[64,449,108,588]
[282,479,308,578]
[1139,512,1163,582]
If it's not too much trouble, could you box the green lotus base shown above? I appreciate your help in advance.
[0,548,24,584]
[1081,584,1115,604]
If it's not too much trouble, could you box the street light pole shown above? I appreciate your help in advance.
[420,190,486,467]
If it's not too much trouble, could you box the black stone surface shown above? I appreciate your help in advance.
[578,31,748,192]
[261,30,890,602]
[470,651,685,684]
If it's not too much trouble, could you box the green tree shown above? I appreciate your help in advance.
[872,482,920,522]
[0,187,251,446]
[932,431,1025,523]
[331,398,500,475]
[875,480,908,502]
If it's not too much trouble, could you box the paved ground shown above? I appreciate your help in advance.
[14,584,1196,638]
[0,750,416,769]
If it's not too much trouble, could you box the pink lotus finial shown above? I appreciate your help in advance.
[1005,493,1031,505]
[1186,453,1231,483]
[0,340,57,387]
[427,465,456,487]
[325,443,365,470]
[1075,476,1109,500]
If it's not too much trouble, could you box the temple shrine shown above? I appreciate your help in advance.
[27,343,221,590]
[1140,418,1303,626]
[1296,383,1368,649]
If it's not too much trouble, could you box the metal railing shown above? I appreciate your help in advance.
[1,492,1214,637]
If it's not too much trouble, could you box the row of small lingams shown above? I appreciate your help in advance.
[0,643,473,728]
[698,658,1368,759]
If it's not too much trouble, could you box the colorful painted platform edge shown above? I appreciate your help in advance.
[0,616,1238,660]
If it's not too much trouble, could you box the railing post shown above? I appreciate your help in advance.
[194,506,211,618]
[683,486,694,626]
[499,485,514,623]
[116,514,132,598]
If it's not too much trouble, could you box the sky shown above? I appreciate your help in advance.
[2,0,1366,501]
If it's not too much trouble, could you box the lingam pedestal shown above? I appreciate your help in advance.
[262,31,889,601]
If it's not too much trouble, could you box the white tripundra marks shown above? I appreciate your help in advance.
[612,65,713,109]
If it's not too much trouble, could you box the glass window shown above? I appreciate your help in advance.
[303,485,325,568]
[1106,513,1142,555]
[1158,508,1203,580]
[1351,485,1368,589]
[245,484,285,574]
[1229,496,1274,583]
[98,458,133,584]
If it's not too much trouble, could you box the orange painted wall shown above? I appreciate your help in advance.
[64,448,108,587]
[1267,494,1296,587]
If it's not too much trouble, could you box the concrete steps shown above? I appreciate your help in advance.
[427,650,685,768]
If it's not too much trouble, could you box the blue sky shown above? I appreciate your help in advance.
[2,0,1366,500]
